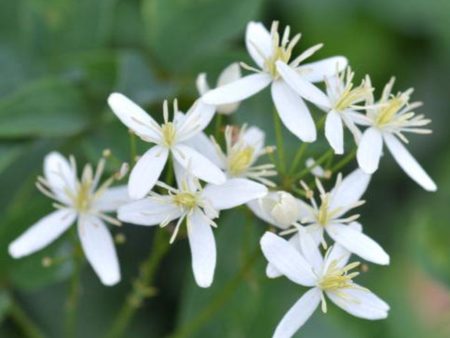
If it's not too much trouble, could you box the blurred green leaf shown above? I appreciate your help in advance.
[0,290,11,323]
[0,143,26,176]
[142,0,264,74]
[0,78,92,138]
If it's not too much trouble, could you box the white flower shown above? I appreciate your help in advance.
[285,169,389,265]
[201,21,347,142]
[118,176,267,288]
[196,63,242,114]
[248,191,301,229]
[319,68,373,154]
[187,124,277,186]
[305,157,329,178]
[107,93,226,199]
[353,77,436,191]
[8,152,128,286]
[260,231,389,338]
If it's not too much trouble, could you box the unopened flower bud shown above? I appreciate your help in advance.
[262,191,299,228]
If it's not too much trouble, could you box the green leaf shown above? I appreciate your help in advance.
[142,0,264,74]
[0,290,11,323]
[0,78,91,138]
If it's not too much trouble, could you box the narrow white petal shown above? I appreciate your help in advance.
[384,133,437,191]
[271,80,317,142]
[203,178,268,210]
[260,232,316,286]
[329,168,371,216]
[201,73,272,105]
[217,63,242,87]
[78,216,120,286]
[327,224,389,265]
[242,126,265,154]
[273,288,321,338]
[245,22,272,68]
[324,222,362,270]
[196,73,210,95]
[326,285,389,320]
[298,56,348,83]
[93,185,130,212]
[247,198,277,226]
[276,61,330,108]
[128,146,169,199]
[107,93,160,141]
[172,144,225,185]
[325,110,344,154]
[176,100,215,141]
[183,132,223,169]
[266,233,304,279]
[9,209,76,258]
[357,128,383,174]
[187,210,216,288]
[118,197,182,226]
[44,152,77,202]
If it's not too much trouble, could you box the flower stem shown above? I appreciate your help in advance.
[330,149,356,173]
[64,248,83,338]
[129,131,137,165]
[168,247,260,338]
[9,300,45,338]
[273,110,286,174]
[214,114,223,140]
[292,149,333,182]
[105,230,170,338]
[289,142,308,175]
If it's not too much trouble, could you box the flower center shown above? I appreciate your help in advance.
[333,86,369,112]
[161,122,176,147]
[318,260,360,291]
[374,95,405,127]
[228,146,254,176]
[172,192,198,210]
[317,194,331,226]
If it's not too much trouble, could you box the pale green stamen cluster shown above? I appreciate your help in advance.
[160,99,178,148]
[318,260,360,291]
[374,91,411,127]
[332,68,372,112]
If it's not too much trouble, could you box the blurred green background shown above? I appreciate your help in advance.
[0,0,449,337]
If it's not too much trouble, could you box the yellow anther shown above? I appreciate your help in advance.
[172,192,198,210]
[161,122,176,147]
[228,146,254,176]
[318,260,360,291]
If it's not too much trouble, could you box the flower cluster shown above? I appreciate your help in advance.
[8,20,436,337]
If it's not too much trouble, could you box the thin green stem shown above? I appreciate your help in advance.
[214,114,223,140]
[129,131,137,165]
[292,149,333,182]
[64,248,83,338]
[167,247,260,338]
[273,111,286,174]
[9,300,45,338]
[330,149,356,173]
[289,142,308,175]
[105,230,170,338]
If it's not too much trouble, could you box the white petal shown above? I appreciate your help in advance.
[183,132,223,169]
[176,100,215,141]
[260,232,316,286]
[44,152,77,203]
[357,127,383,174]
[196,73,210,95]
[326,285,389,320]
[298,229,323,272]
[273,288,321,338]
[325,110,344,154]
[128,146,169,199]
[324,222,362,270]
[327,223,389,265]
[271,80,317,142]
[217,63,242,87]
[329,168,371,216]
[93,185,130,212]
[107,93,160,141]
[187,209,216,288]
[201,73,272,105]
[172,144,225,185]
[384,133,437,191]
[276,61,330,108]
[78,215,120,286]
[9,209,76,258]
[247,197,277,226]
[242,126,265,154]
[298,56,348,83]
[266,233,304,279]
[245,21,272,68]
[203,178,268,210]
[118,197,182,226]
